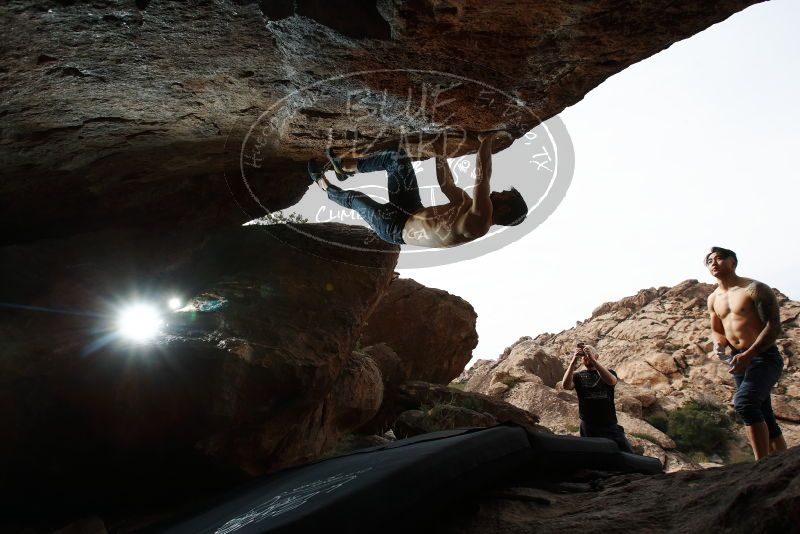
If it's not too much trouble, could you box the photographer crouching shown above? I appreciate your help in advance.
[562,342,634,453]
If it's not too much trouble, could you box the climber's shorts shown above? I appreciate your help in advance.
[732,345,783,437]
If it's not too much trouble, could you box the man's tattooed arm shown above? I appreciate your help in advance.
[746,281,783,351]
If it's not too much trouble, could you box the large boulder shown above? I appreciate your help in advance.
[616,412,675,450]
[325,351,385,434]
[773,395,800,423]
[394,380,542,433]
[466,340,565,392]
[0,223,397,517]
[503,379,580,435]
[359,342,404,389]
[361,278,479,384]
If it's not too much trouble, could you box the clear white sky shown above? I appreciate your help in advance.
[397,0,800,366]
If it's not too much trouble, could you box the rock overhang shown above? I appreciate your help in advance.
[0,0,764,245]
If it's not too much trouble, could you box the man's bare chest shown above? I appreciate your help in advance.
[714,288,754,319]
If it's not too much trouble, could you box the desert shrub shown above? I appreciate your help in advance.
[246,211,309,225]
[455,394,483,413]
[423,395,483,416]
[666,400,734,456]
[630,432,659,445]
[646,414,669,433]
[688,451,708,464]
[500,378,521,388]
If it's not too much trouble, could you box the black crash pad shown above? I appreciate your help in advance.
[152,424,663,533]
[527,431,664,475]
[155,425,533,534]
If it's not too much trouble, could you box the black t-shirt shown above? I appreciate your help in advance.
[572,369,618,426]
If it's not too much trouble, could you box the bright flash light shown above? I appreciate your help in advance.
[168,297,182,310]
[117,303,163,343]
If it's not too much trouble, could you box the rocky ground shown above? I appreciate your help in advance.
[433,443,800,534]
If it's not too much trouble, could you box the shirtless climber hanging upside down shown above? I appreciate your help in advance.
[307,132,528,247]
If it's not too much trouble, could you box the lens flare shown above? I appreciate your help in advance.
[168,297,182,310]
[117,303,163,343]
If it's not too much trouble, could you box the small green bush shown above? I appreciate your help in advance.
[688,451,709,464]
[666,400,734,456]
[646,414,669,433]
[630,432,660,445]
[456,395,483,413]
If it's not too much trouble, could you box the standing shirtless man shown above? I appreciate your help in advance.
[706,246,787,459]
[308,132,528,247]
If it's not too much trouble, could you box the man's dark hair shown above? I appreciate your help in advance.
[705,246,738,266]
[492,187,528,226]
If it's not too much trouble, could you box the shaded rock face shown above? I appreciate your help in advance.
[326,350,385,439]
[463,279,800,467]
[361,277,478,385]
[0,223,398,517]
[394,405,497,439]
[353,277,480,435]
[357,376,544,437]
[437,443,800,534]
[359,342,404,388]
[393,380,541,432]
[0,0,762,245]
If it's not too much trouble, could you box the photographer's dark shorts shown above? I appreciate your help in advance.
[732,346,783,437]
[580,420,634,454]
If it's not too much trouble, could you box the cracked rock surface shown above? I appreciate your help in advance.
[1,0,761,244]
